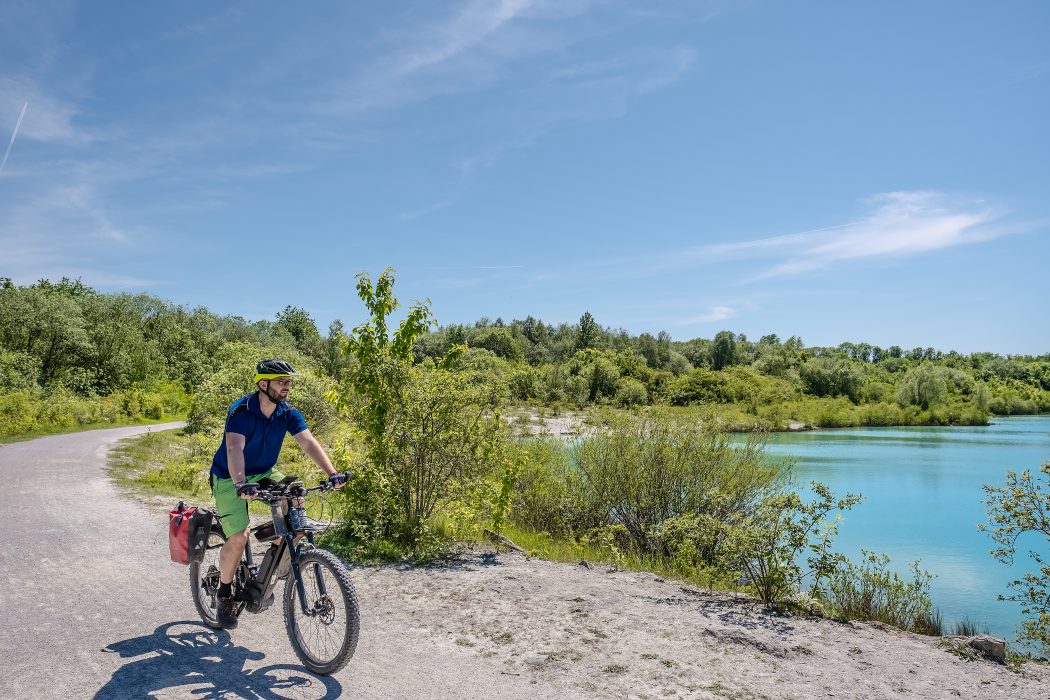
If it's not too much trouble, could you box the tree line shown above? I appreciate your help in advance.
[2,277,1048,438]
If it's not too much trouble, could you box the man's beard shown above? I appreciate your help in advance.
[264,385,285,404]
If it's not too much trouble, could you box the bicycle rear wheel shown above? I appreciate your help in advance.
[189,528,227,629]
[283,549,360,675]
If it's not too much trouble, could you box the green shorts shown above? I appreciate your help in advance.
[211,469,285,536]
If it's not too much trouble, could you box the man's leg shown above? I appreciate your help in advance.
[211,473,267,629]
[218,529,249,585]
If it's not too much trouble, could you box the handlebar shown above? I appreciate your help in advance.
[250,478,338,505]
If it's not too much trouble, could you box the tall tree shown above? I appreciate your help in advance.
[577,311,599,352]
[712,330,737,371]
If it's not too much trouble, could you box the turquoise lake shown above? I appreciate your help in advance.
[760,415,1050,645]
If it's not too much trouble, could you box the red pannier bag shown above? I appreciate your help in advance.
[169,501,214,565]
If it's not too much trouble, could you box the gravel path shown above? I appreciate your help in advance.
[1,425,1046,699]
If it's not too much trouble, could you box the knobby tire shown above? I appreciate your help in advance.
[282,548,360,675]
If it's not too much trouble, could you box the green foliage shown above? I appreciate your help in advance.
[184,341,330,436]
[473,326,524,361]
[0,384,188,440]
[896,363,948,409]
[0,350,41,390]
[982,462,1050,653]
[615,377,648,407]
[667,368,727,405]
[330,366,509,555]
[384,366,507,542]
[711,331,737,370]
[328,270,511,556]
[490,451,525,540]
[800,356,862,401]
[334,268,435,473]
[823,551,940,635]
[275,305,325,362]
[576,311,600,351]
[571,409,778,551]
[721,482,863,606]
[510,437,603,536]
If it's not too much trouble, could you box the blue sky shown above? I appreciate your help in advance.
[2,1,1048,354]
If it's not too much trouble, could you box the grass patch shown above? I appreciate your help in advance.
[540,649,583,662]
[949,616,989,636]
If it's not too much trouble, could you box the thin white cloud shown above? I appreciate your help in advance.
[681,191,1006,280]
[454,45,697,173]
[760,192,1000,278]
[398,198,457,222]
[496,191,1017,305]
[677,305,737,325]
[391,0,539,78]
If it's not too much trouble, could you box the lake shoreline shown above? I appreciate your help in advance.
[509,407,1050,437]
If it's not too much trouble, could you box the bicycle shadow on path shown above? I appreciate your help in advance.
[96,621,342,699]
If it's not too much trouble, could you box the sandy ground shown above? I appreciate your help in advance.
[507,410,587,437]
[348,550,1049,699]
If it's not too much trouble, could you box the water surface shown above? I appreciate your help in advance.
[763,416,1050,645]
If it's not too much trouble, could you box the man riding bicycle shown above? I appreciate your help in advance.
[209,358,345,629]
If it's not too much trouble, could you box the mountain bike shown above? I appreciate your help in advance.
[189,476,359,675]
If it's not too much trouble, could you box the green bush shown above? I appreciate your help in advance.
[510,438,603,537]
[571,408,778,551]
[0,350,41,390]
[615,377,648,407]
[983,462,1050,654]
[823,550,940,635]
[720,482,862,606]
[896,363,948,410]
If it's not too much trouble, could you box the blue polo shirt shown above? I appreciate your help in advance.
[210,392,309,480]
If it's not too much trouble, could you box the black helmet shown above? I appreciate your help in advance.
[254,359,298,383]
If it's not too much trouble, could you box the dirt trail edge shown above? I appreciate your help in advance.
[1,426,1046,699]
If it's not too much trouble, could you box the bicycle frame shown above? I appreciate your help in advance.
[236,483,331,617]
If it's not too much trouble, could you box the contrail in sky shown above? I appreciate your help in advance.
[0,101,29,175]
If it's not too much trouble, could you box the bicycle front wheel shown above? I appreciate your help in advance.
[283,549,360,675]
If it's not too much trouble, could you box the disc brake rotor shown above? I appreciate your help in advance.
[313,596,336,625]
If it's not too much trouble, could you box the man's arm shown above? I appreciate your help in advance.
[293,429,338,478]
[226,433,250,497]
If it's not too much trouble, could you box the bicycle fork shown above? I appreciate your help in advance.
[288,531,330,616]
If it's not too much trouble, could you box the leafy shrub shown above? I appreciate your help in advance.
[800,357,862,401]
[571,408,777,552]
[721,482,862,606]
[185,341,326,435]
[823,550,940,635]
[896,363,948,409]
[0,350,41,390]
[508,366,539,401]
[510,438,603,537]
[615,377,648,407]
[982,462,1050,653]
